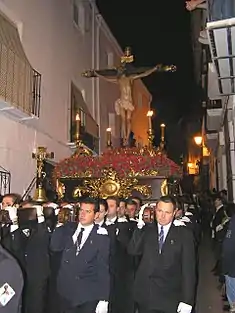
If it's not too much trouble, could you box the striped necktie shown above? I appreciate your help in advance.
[159,225,164,253]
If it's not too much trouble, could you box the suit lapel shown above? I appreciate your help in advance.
[149,223,160,252]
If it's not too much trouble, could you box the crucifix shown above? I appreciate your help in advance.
[82,47,176,146]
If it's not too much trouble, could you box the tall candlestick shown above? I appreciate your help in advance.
[75,113,80,141]
[160,123,165,141]
[147,110,153,130]
[106,128,112,147]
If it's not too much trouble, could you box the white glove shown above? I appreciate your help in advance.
[55,208,60,216]
[173,219,186,227]
[177,302,192,313]
[10,224,19,232]
[137,203,149,229]
[216,224,223,232]
[4,206,18,224]
[33,205,44,223]
[95,301,108,313]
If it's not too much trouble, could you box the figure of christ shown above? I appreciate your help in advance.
[83,63,176,146]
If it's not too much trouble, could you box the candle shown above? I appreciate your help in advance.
[160,123,165,141]
[147,110,153,130]
[75,113,80,141]
[106,128,112,146]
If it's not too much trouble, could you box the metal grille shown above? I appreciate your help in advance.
[0,166,10,195]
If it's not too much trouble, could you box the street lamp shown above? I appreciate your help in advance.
[194,136,203,146]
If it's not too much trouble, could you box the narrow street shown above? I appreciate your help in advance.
[197,237,224,313]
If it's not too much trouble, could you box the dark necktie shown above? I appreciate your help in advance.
[75,227,84,255]
[159,226,164,253]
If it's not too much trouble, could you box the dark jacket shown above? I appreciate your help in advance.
[0,245,23,313]
[50,222,110,309]
[222,215,235,277]
[2,223,51,313]
[128,223,196,313]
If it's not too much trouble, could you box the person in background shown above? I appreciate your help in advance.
[0,244,23,313]
[50,198,110,313]
[128,195,196,313]
[222,212,235,313]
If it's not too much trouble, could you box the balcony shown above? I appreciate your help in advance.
[0,13,41,123]
[0,166,11,195]
[205,131,219,153]
[207,18,235,95]
[206,99,224,131]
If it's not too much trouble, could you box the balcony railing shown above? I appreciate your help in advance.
[207,99,223,109]
[32,69,41,117]
[0,166,11,195]
[0,43,41,118]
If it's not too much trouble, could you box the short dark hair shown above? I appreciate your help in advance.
[80,198,99,213]
[98,199,108,212]
[3,193,21,205]
[126,198,138,206]
[158,195,177,211]
[106,196,120,206]
[132,196,142,206]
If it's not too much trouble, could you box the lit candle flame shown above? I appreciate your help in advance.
[147,110,153,117]
[76,113,80,121]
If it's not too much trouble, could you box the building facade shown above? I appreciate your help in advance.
[0,0,151,194]
[189,4,235,200]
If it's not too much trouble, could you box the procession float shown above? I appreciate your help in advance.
[31,47,182,203]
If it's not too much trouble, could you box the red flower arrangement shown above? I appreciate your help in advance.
[54,147,182,179]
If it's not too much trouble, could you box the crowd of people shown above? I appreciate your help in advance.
[0,189,234,313]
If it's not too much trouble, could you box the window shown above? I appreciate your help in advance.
[70,83,98,153]
[85,3,92,32]
[107,52,114,68]
[70,84,86,142]
[73,0,85,33]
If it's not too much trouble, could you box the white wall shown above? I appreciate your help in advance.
[0,0,151,194]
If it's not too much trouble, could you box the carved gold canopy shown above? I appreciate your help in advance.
[57,168,152,200]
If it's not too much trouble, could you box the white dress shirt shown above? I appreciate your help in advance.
[157,222,172,242]
[105,216,117,226]
[72,223,94,249]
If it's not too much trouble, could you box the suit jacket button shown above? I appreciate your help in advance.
[65,260,69,263]
[76,276,80,280]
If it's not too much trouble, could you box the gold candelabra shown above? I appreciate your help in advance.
[147,110,154,148]
[147,128,154,149]
[106,128,112,148]
[32,147,54,202]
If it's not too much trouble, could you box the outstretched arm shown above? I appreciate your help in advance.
[132,64,176,80]
[82,70,118,84]
[95,72,118,84]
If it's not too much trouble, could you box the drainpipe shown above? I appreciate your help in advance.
[228,115,235,202]
[96,14,101,153]
[91,0,95,119]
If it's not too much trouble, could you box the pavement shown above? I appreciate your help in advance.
[196,236,225,313]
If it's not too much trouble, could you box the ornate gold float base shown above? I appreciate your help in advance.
[57,168,152,200]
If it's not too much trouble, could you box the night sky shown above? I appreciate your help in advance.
[96,0,199,162]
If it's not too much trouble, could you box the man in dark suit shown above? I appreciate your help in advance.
[128,195,196,313]
[2,202,51,313]
[0,244,23,313]
[50,197,110,313]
